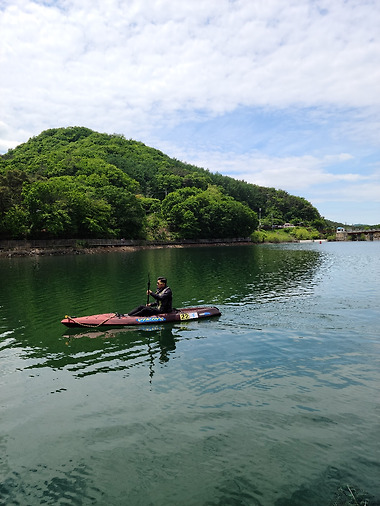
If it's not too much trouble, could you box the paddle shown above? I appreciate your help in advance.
[146,273,151,305]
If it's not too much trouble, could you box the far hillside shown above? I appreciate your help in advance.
[0,126,326,241]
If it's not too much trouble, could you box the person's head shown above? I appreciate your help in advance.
[157,277,167,287]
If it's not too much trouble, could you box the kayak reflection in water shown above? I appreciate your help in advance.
[128,277,173,317]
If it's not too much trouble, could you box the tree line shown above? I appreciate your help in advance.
[0,126,325,240]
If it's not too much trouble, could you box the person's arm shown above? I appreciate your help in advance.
[146,289,157,307]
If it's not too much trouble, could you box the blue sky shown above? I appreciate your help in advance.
[1,0,379,224]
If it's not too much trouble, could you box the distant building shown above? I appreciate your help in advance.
[336,227,347,241]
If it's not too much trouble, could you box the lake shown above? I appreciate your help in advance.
[0,241,379,505]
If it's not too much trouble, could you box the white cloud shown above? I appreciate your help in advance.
[0,0,379,223]
[166,148,360,189]
[2,0,379,131]
[164,145,380,221]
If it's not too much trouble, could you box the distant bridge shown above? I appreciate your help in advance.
[336,228,380,241]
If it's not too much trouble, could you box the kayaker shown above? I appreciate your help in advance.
[128,277,173,316]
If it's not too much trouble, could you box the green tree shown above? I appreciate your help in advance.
[1,205,30,238]
[99,186,145,238]
[21,177,113,238]
[162,186,258,239]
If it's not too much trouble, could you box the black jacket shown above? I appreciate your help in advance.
[150,286,173,313]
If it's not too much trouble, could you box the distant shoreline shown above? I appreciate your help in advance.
[0,238,255,257]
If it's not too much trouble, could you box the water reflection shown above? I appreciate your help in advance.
[0,244,324,342]
[68,324,178,361]
[1,243,380,505]
[0,244,324,383]
[163,244,324,307]
[32,325,179,382]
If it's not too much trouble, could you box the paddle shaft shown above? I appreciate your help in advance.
[146,274,151,305]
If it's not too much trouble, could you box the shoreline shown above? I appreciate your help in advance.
[0,239,334,258]
[0,240,256,258]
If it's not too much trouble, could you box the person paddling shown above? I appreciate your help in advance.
[128,277,173,316]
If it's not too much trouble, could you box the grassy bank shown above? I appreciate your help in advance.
[251,227,324,243]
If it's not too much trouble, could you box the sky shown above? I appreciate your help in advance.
[1,0,379,225]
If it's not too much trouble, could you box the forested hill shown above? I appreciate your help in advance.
[0,126,324,240]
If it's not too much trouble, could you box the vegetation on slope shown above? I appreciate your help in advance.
[0,126,325,241]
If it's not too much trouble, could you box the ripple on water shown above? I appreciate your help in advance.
[0,243,379,505]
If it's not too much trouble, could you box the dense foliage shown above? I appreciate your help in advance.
[0,126,324,240]
[161,186,258,239]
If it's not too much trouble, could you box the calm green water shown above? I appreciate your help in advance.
[0,242,379,505]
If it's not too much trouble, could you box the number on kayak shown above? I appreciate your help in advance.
[180,312,198,320]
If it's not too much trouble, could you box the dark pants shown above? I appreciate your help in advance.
[128,305,161,316]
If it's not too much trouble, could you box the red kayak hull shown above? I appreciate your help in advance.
[61,306,221,328]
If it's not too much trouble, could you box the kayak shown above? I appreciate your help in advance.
[61,306,221,328]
